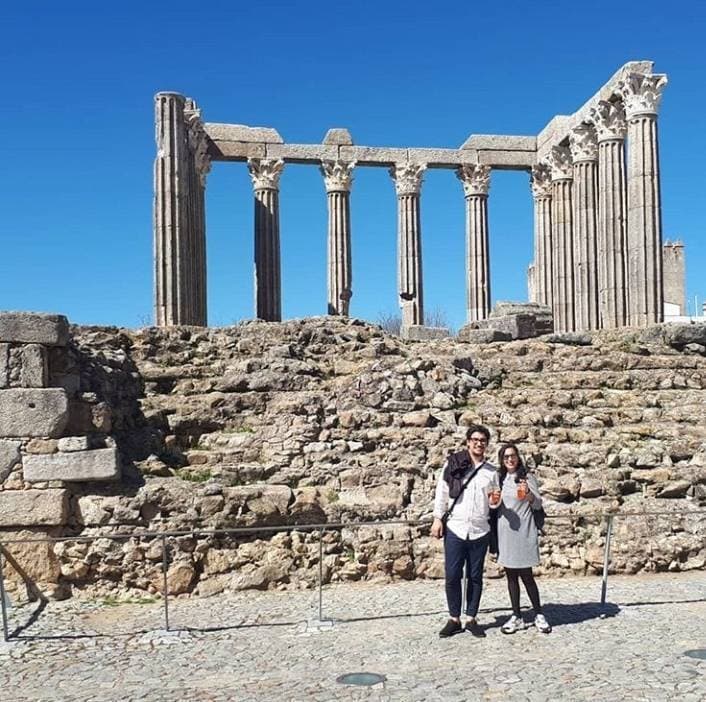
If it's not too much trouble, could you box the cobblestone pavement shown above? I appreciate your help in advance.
[1,571,705,701]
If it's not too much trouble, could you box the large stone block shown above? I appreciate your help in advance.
[491,302,553,334]
[0,489,69,526]
[203,122,283,144]
[457,327,511,343]
[20,344,48,387]
[461,134,537,151]
[402,325,450,341]
[323,128,353,145]
[23,447,120,483]
[0,312,69,346]
[0,439,21,481]
[475,314,538,340]
[0,388,69,438]
[0,343,8,388]
[265,143,338,162]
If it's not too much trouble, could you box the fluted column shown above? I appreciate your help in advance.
[391,163,426,329]
[248,159,285,321]
[591,100,628,328]
[569,124,599,331]
[185,99,211,326]
[618,72,668,326]
[548,146,575,332]
[457,165,491,322]
[530,163,553,308]
[321,161,355,315]
[154,92,190,327]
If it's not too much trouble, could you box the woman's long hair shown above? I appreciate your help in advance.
[498,442,527,485]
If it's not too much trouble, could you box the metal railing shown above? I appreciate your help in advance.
[0,509,704,642]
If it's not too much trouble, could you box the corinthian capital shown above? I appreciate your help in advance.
[590,100,627,142]
[530,163,552,199]
[617,72,668,119]
[548,145,573,181]
[456,164,491,197]
[184,98,212,186]
[320,160,356,193]
[569,124,598,163]
[390,163,426,196]
[247,158,285,190]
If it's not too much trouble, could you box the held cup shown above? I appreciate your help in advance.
[488,484,501,506]
[517,481,528,500]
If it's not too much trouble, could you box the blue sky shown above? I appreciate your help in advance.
[1,0,704,330]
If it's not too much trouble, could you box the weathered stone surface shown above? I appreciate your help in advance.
[490,301,553,334]
[543,332,593,346]
[0,489,69,526]
[322,128,353,145]
[0,312,69,346]
[20,344,48,387]
[456,327,511,343]
[476,149,536,169]
[0,343,8,388]
[0,439,21,481]
[57,436,92,452]
[475,314,538,340]
[0,388,69,438]
[203,122,283,144]
[402,325,450,341]
[25,438,58,454]
[265,143,338,162]
[23,447,120,483]
[461,134,537,151]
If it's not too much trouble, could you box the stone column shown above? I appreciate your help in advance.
[390,163,426,329]
[548,145,575,332]
[530,163,553,308]
[569,124,599,331]
[153,92,190,327]
[457,165,491,322]
[185,99,211,326]
[321,161,355,315]
[618,72,668,326]
[590,100,628,328]
[248,158,285,321]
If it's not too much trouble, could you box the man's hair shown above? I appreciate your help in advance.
[465,424,490,441]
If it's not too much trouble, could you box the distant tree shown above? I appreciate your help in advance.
[425,306,454,334]
[376,307,453,336]
[376,310,402,336]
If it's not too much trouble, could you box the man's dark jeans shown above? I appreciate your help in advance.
[444,530,489,618]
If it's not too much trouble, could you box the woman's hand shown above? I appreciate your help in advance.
[431,518,444,539]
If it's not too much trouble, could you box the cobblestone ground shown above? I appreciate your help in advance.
[1,571,705,701]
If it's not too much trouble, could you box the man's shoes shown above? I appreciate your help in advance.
[465,619,486,638]
[533,613,552,633]
[439,618,463,638]
[501,615,524,634]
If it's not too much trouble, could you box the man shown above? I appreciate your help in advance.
[431,424,499,638]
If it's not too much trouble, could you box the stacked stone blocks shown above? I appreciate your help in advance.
[0,312,120,532]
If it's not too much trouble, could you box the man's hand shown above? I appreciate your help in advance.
[431,518,444,539]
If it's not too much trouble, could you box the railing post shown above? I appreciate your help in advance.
[0,547,9,642]
[600,514,614,605]
[161,535,170,631]
[318,527,324,622]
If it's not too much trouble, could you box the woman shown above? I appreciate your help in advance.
[496,443,551,634]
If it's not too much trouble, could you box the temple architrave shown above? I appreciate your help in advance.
[153,60,668,333]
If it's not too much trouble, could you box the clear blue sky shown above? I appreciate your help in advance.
[2,0,704,330]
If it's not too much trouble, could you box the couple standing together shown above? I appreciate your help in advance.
[431,424,551,637]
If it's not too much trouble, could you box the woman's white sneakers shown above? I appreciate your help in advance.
[533,613,552,633]
[501,615,524,634]
[501,613,552,634]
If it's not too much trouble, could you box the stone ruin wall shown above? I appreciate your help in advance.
[1,311,705,600]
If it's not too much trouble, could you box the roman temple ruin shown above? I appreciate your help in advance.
[153,60,668,333]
